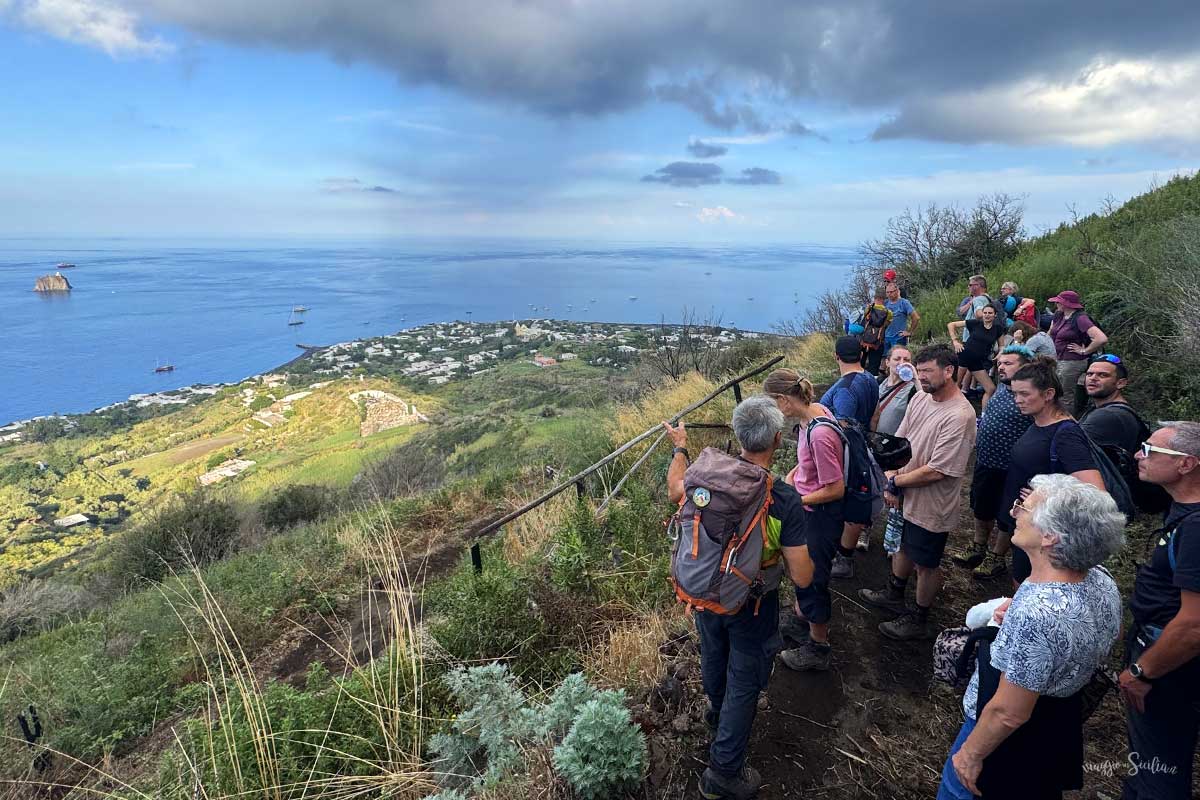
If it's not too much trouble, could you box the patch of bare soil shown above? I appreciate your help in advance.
[163,433,243,465]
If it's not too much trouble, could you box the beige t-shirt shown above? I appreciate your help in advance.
[896,389,978,533]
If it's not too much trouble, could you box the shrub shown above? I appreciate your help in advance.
[355,439,447,501]
[428,664,534,789]
[0,579,96,643]
[108,495,241,588]
[248,394,273,412]
[260,483,337,529]
[549,499,605,593]
[552,694,646,800]
[427,554,572,683]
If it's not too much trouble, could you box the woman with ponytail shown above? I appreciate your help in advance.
[763,368,846,672]
[998,357,1106,584]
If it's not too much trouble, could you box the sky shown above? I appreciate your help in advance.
[1,0,1199,244]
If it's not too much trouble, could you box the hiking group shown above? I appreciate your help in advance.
[664,274,1199,800]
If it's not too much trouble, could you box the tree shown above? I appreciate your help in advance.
[25,417,68,444]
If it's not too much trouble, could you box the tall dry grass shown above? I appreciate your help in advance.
[582,607,689,693]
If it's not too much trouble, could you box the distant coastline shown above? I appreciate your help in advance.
[1,317,776,431]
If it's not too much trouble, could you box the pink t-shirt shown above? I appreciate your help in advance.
[795,417,845,502]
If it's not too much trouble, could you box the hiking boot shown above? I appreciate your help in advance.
[779,642,832,672]
[952,541,987,569]
[700,764,762,800]
[780,613,811,647]
[830,553,854,579]
[858,586,907,614]
[879,612,930,641]
[856,528,871,552]
[972,551,1007,579]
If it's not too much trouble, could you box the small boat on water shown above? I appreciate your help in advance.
[292,305,308,313]
[628,295,638,301]
[56,263,77,269]
[154,358,175,373]
[288,309,305,326]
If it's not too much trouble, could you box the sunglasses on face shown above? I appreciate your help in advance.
[1011,496,1027,517]
[1140,442,1190,458]
[1089,353,1123,364]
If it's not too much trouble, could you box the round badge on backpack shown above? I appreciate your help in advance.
[693,487,711,508]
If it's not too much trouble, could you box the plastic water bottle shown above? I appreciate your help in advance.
[883,507,903,555]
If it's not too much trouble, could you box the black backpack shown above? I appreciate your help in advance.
[1050,421,1136,519]
[860,305,890,349]
[1093,405,1172,515]
[807,415,885,522]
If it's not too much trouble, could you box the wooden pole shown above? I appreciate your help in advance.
[471,354,783,539]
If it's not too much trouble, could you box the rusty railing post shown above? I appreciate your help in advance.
[732,380,743,403]
[470,542,483,575]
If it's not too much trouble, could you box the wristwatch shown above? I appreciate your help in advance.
[672,447,690,461]
[886,477,901,495]
[1129,661,1151,682]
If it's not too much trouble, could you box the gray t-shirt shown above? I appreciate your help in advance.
[962,295,990,342]
[963,567,1120,719]
[1025,331,1057,360]
[875,379,915,435]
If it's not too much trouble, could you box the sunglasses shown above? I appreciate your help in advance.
[1140,442,1190,458]
[1011,496,1028,517]
[1089,353,1123,364]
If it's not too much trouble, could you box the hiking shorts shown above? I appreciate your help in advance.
[794,505,842,625]
[969,466,1007,522]
[901,519,949,569]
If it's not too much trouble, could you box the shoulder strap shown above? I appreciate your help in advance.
[1165,508,1200,572]
[805,417,850,481]
[876,380,912,416]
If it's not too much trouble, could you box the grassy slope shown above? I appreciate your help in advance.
[916,172,1200,414]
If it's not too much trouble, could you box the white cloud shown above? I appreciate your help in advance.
[15,0,170,56]
[673,201,693,208]
[875,57,1200,149]
[703,132,785,146]
[696,205,738,223]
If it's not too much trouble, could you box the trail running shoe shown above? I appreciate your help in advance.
[858,586,907,614]
[856,528,871,551]
[972,551,1007,579]
[830,553,854,579]
[779,642,832,672]
[879,612,930,641]
[952,541,987,569]
[699,764,762,800]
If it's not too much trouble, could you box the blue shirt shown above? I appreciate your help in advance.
[975,383,1031,469]
[884,297,915,338]
[820,372,879,429]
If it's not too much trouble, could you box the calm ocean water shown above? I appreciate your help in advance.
[0,238,857,423]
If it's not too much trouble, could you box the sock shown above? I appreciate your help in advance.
[837,545,855,558]
[915,603,930,623]
[888,574,907,599]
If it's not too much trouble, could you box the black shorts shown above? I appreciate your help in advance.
[957,350,992,374]
[900,519,949,569]
[970,466,1008,521]
[843,494,874,525]
[794,505,842,625]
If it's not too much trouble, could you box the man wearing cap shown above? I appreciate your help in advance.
[824,335,880,578]
[1048,290,1108,416]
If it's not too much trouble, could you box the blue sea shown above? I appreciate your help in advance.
[0,238,857,423]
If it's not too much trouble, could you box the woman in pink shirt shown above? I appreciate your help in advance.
[764,369,846,672]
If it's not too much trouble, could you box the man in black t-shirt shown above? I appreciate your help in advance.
[1121,421,1200,800]
[1080,355,1145,455]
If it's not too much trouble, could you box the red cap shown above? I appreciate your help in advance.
[883,269,897,281]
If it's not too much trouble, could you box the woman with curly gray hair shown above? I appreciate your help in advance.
[939,473,1125,800]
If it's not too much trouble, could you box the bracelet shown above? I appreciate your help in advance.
[672,447,690,461]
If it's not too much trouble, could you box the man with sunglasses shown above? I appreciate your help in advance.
[1121,422,1200,800]
[1080,354,1146,456]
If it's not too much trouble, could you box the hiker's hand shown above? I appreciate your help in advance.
[884,491,899,509]
[952,747,983,796]
[1119,669,1151,713]
[663,421,687,448]
[899,329,910,338]
[992,598,1012,625]
[952,340,965,353]
[1067,343,1087,355]
[786,466,797,485]
[885,470,897,480]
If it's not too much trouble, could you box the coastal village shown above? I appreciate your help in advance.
[2,318,764,434]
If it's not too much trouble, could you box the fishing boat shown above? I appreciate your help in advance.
[56,263,77,269]
[628,295,638,301]
[292,305,308,313]
[154,358,174,373]
[287,309,304,326]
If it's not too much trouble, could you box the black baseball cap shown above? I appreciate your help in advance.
[835,335,862,362]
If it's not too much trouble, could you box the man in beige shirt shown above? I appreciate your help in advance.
[859,344,978,640]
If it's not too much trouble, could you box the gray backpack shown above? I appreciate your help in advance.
[668,448,781,615]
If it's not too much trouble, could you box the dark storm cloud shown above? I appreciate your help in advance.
[726,167,781,185]
[687,139,728,158]
[641,162,724,187]
[123,1,1200,143]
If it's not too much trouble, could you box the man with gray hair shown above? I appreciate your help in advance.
[664,396,812,800]
[1121,421,1200,800]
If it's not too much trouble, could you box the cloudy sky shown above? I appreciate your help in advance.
[1,0,1198,242]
